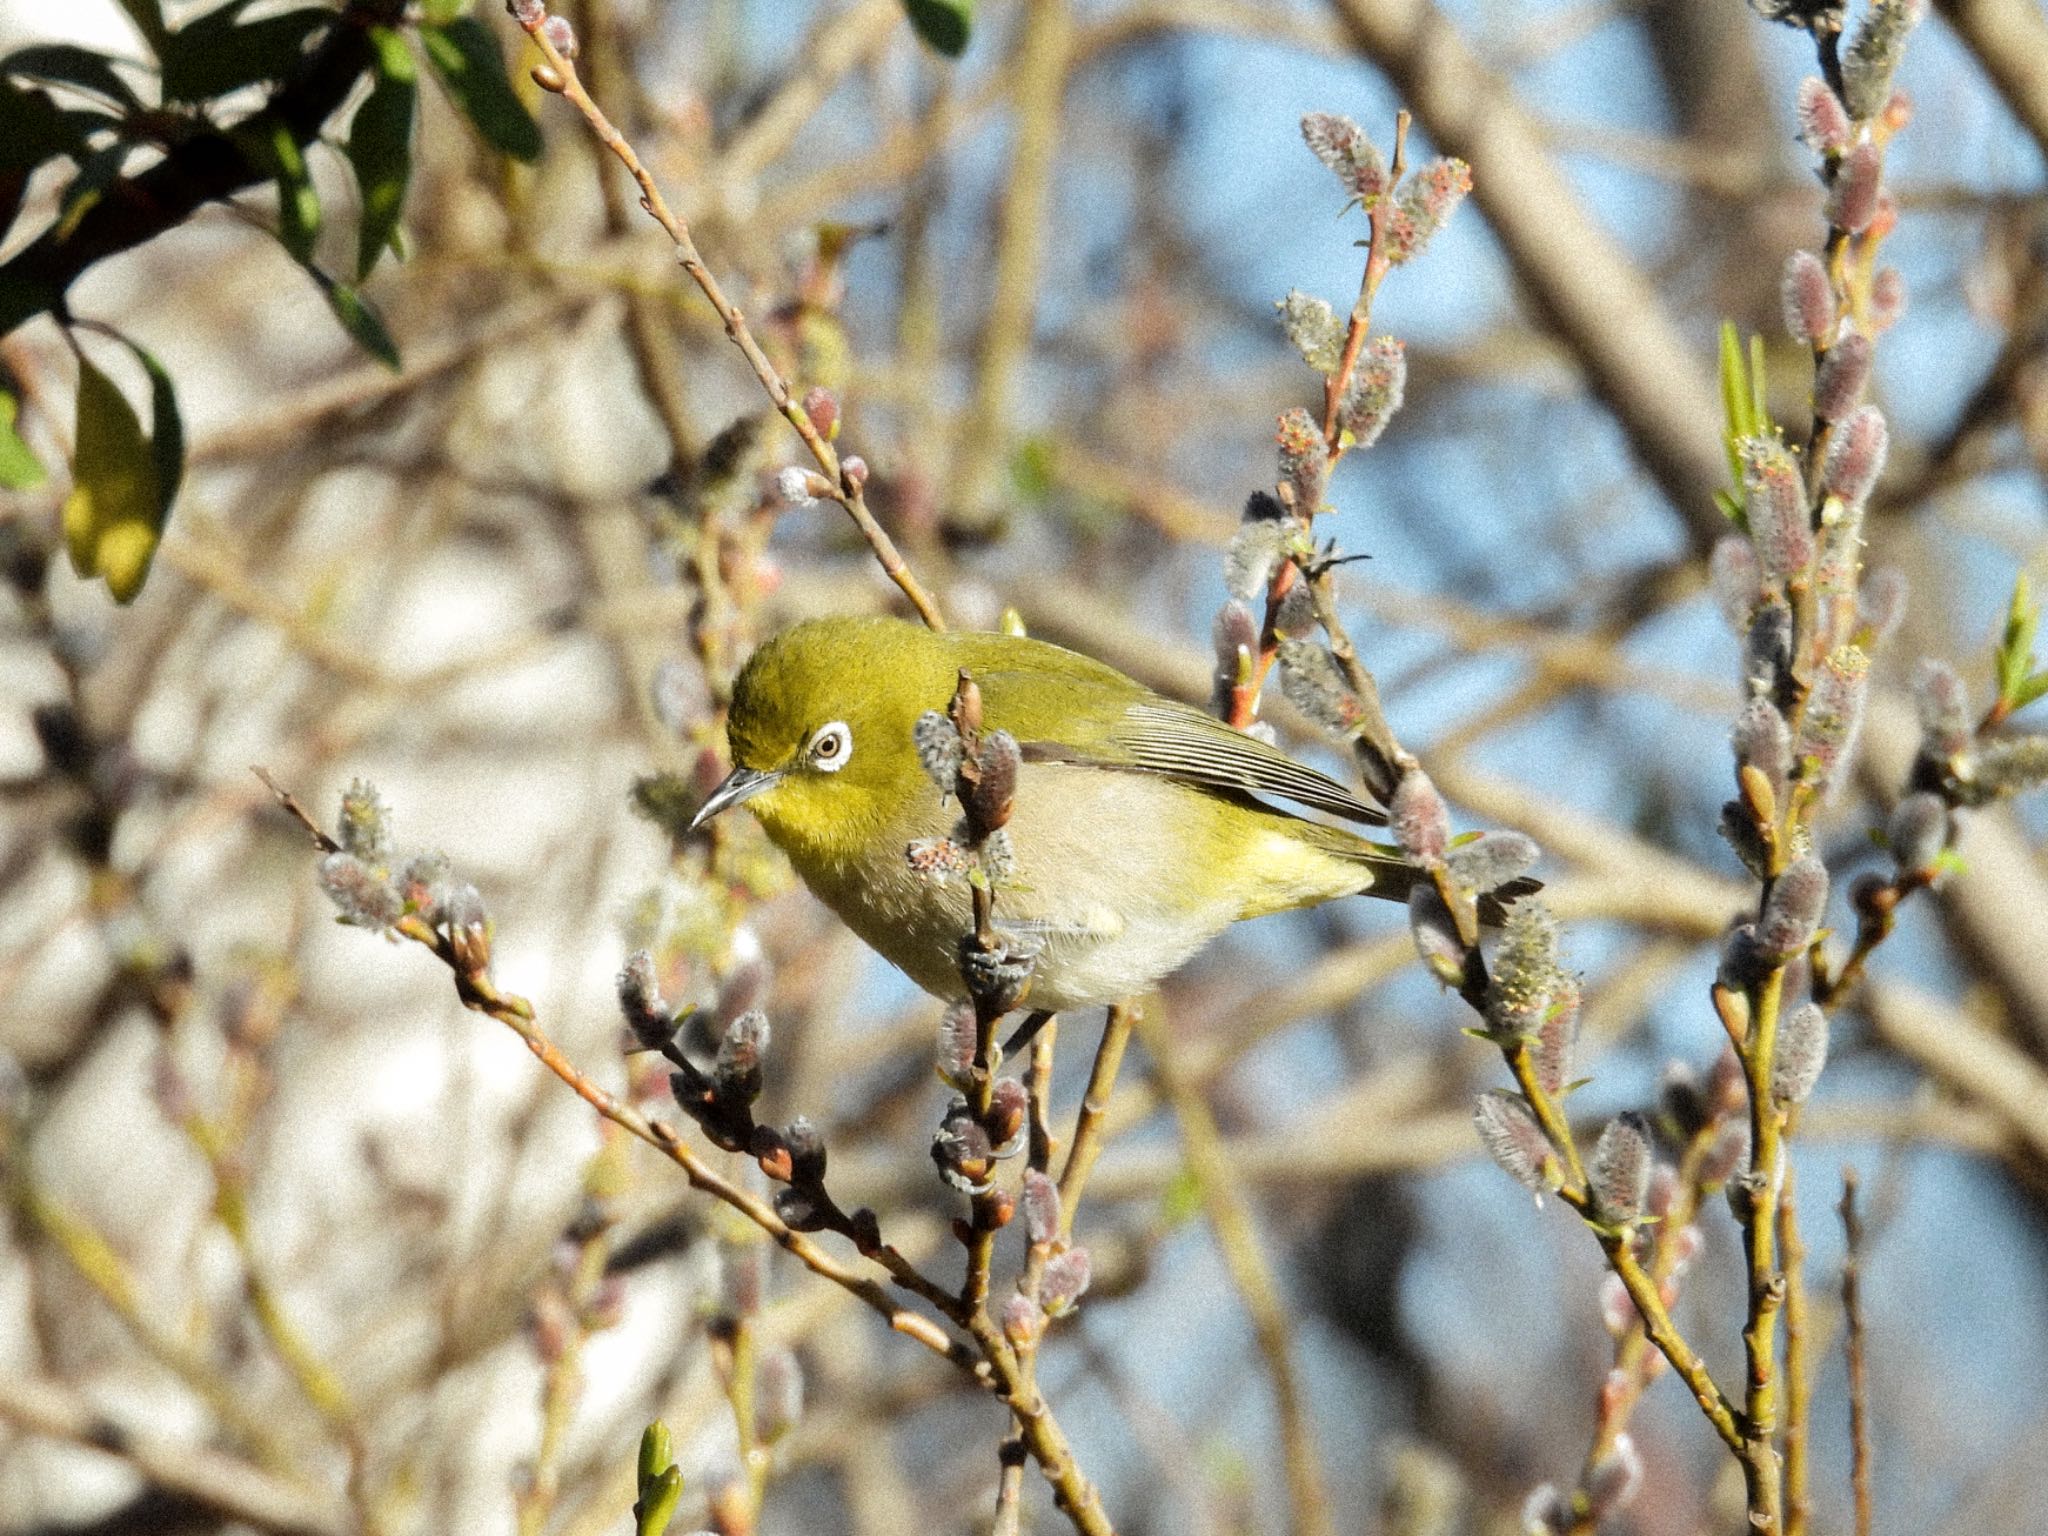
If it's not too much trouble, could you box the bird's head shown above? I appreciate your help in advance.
[693,616,954,865]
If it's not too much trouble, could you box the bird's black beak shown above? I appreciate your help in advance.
[690,765,781,830]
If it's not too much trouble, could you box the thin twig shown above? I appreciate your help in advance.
[1134,1009,1334,1536]
[1840,1168,1873,1536]
[1780,1161,1813,1536]
[1056,1003,1136,1237]
[511,3,945,630]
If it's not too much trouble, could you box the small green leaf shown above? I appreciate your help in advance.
[2011,672,2048,713]
[0,390,45,489]
[1,44,144,113]
[314,271,400,369]
[1717,320,1749,490]
[346,28,417,280]
[267,118,320,264]
[160,6,336,105]
[62,348,167,603]
[903,0,975,56]
[1997,571,2040,706]
[420,18,542,163]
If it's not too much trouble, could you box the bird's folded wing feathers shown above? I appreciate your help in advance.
[1014,693,1388,826]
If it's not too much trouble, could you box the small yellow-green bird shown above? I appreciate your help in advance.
[692,614,1425,1011]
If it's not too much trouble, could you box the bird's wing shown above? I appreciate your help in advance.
[1007,688,1388,827]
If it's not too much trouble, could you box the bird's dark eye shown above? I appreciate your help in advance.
[810,721,852,771]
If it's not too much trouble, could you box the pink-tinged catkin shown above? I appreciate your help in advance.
[318,851,401,929]
[1796,77,1852,155]
[1844,0,1923,121]
[1276,406,1328,510]
[1814,332,1872,421]
[1276,639,1361,734]
[1828,143,1883,234]
[912,710,963,788]
[1781,250,1835,343]
[1389,767,1449,867]
[1022,1169,1061,1245]
[1445,829,1540,895]
[1744,598,1794,699]
[1300,112,1390,204]
[1409,888,1466,986]
[1385,158,1472,264]
[1741,437,1813,588]
[934,1001,976,1089]
[1589,1112,1653,1224]
[1913,658,1972,759]
[1759,854,1829,961]
[1859,565,1909,644]
[1040,1247,1092,1315]
[1472,1090,1554,1198]
[1587,1434,1645,1521]
[1710,535,1763,631]
[1887,791,1949,871]
[1211,599,1258,714]
[1733,697,1793,800]
[1338,336,1407,448]
[1815,494,1866,614]
[1798,644,1871,789]
[1772,1002,1830,1106]
[539,13,578,59]
[1224,518,1283,602]
[1276,290,1344,374]
[1488,900,1565,1038]
[618,949,671,1050]
[1870,266,1907,331]
[1529,973,1580,1098]
[1822,405,1889,507]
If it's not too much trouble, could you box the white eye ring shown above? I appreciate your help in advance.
[809,720,853,771]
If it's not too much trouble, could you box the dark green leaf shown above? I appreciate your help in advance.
[111,0,173,57]
[1,44,144,113]
[313,270,401,369]
[0,79,110,172]
[0,81,116,243]
[267,118,320,264]
[107,330,184,516]
[161,6,336,104]
[345,28,416,280]
[420,18,541,163]
[0,390,44,489]
[903,0,974,56]
[62,347,164,602]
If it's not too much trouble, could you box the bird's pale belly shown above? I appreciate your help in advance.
[777,764,1373,1012]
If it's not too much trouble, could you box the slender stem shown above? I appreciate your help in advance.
[1780,1163,1812,1536]
[1135,1010,1333,1536]
[1740,964,1789,1534]
[1056,1003,1135,1238]
[512,5,945,631]
[1840,1169,1873,1536]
